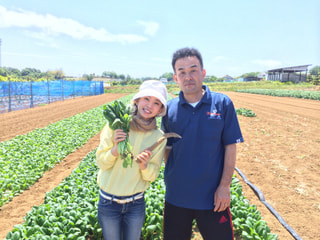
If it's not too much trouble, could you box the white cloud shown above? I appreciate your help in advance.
[0,6,147,44]
[137,20,159,36]
[252,59,283,69]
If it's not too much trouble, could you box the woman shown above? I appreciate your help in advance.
[96,80,167,240]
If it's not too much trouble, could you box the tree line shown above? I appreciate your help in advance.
[0,67,65,82]
[0,66,319,85]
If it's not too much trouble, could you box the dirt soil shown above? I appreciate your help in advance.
[0,92,319,240]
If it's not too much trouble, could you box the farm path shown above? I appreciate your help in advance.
[0,93,128,142]
[1,91,320,240]
[224,92,320,240]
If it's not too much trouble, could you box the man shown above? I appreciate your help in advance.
[161,47,244,240]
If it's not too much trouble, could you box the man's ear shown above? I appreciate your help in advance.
[173,74,178,83]
[202,69,206,78]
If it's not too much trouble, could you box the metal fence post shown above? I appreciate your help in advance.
[8,77,11,112]
[47,78,50,104]
[30,78,33,108]
[61,79,64,101]
[82,81,84,96]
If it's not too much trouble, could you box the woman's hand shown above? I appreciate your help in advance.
[136,149,152,170]
[111,129,127,156]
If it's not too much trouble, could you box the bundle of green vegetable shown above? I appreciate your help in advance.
[236,108,257,117]
[103,100,133,168]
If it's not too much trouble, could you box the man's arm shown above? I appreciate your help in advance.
[214,143,237,212]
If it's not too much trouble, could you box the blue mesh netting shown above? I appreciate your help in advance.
[0,80,104,113]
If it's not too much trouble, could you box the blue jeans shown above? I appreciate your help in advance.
[97,191,146,240]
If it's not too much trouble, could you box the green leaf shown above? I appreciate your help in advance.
[146,224,157,232]
[11,232,21,240]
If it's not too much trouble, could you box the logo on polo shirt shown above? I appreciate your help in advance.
[207,110,221,116]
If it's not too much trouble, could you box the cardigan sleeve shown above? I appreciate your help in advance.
[140,137,166,182]
[96,124,118,170]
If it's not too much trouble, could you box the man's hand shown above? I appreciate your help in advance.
[213,185,231,212]
[213,143,236,212]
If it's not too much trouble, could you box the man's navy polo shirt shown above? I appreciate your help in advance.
[161,85,244,210]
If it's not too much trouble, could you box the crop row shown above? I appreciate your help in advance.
[0,94,133,207]
[5,147,277,240]
[236,88,320,100]
[5,150,101,240]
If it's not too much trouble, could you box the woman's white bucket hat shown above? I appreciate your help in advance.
[132,80,168,117]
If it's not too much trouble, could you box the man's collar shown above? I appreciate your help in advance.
[179,85,212,105]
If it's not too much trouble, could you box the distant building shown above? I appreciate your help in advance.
[236,75,264,82]
[222,75,234,82]
[267,65,311,83]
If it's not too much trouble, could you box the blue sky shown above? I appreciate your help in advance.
[0,0,319,78]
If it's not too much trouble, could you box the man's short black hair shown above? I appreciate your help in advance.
[171,47,203,72]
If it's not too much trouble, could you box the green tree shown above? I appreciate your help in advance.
[0,67,7,77]
[160,72,174,81]
[110,71,118,79]
[307,75,320,85]
[83,73,95,81]
[21,68,41,77]
[126,75,132,81]
[48,69,65,79]
[5,67,21,76]
[21,68,32,76]
[204,75,218,82]
[102,71,118,78]
[129,79,142,85]
[309,66,320,75]
[119,74,126,80]
[240,72,260,78]
[120,79,129,85]
[44,71,54,80]
[102,71,109,77]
